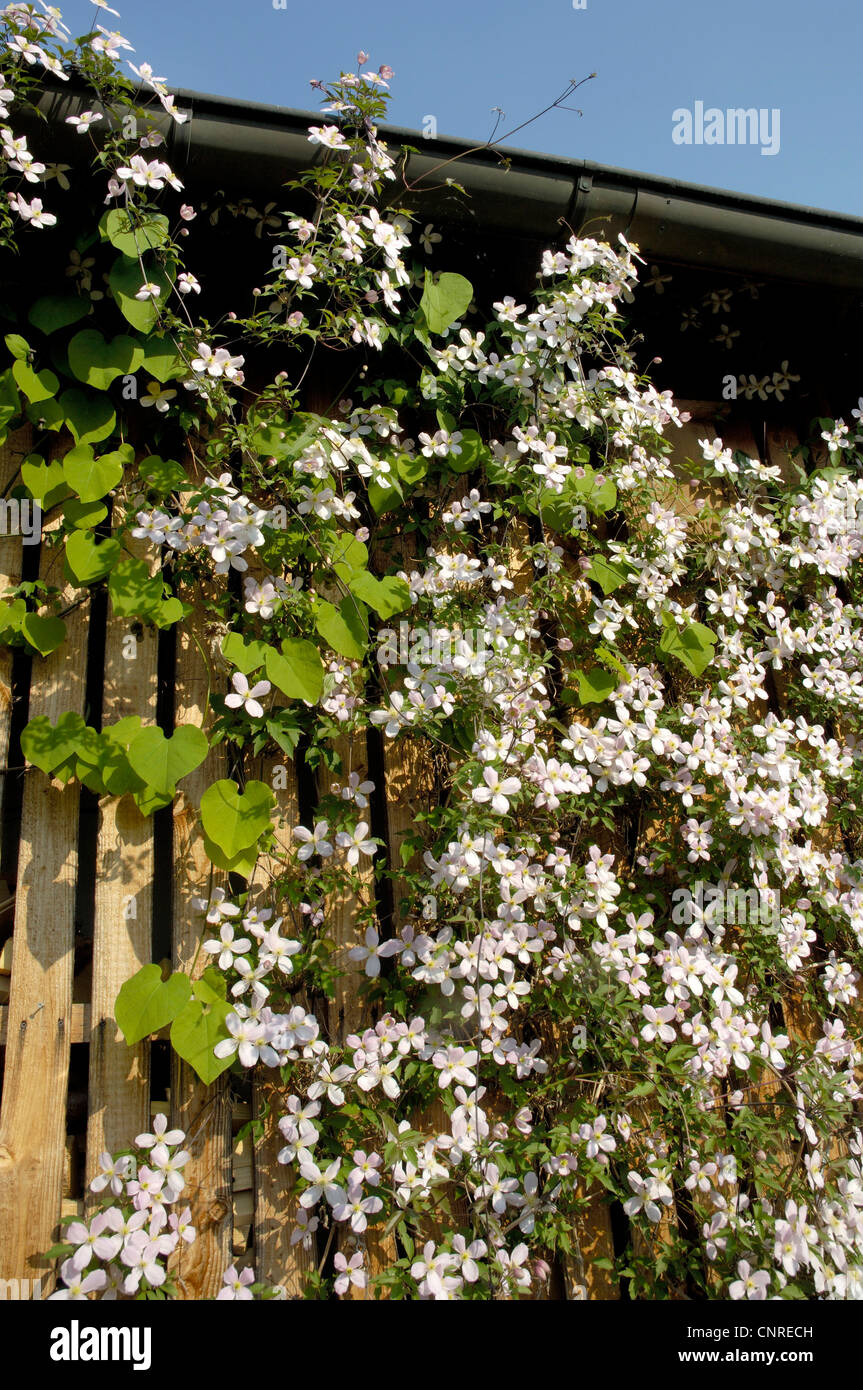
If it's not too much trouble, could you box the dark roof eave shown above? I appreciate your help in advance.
[30,79,863,288]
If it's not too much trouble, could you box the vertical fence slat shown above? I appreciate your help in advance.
[170,623,233,1299]
[85,537,158,1184]
[0,519,89,1287]
[250,752,316,1294]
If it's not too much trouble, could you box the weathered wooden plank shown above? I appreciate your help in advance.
[0,1001,89,1044]
[0,512,90,1289]
[250,752,316,1295]
[85,539,158,1184]
[169,621,233,1299]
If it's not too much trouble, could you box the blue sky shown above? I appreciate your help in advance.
[63,0,862,215]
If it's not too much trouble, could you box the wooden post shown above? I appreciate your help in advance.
[0,513,90,1289]
[85,538,157,1185]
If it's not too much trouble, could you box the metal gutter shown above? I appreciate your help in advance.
[28,80,863,288]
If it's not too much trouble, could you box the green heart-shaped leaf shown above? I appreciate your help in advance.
[21,613,66,657]
[575,666,618,705]
[63,498,109,529]
[126,724,209,797]
[108,556,163,619]
[199,778,274,858]
[28,295,91,336]
[62,441,132,502]
[659,617,717,678]
[587,555,630,596]
[21,711,88,776]
[108,255,171,333]
[12,359,59,404]
[64,530,122,586]
[5,333,30,361]
[169,984,233,1084]
[60,388,116,445]
[329,532,369,583]
[314,596,368,660]
[0,598,26,640]
[264,638,324,703]
[347,571,411,619]
[139,454,189,491]
[115,963,192,1046]
[419,270,473,334]
[25,395,64,433]
[100,208,170,259]
[67,329,144,392]
[21,456,69,508]
[137,335,185,384]
[202,833,259,879]
[222,632,269,676]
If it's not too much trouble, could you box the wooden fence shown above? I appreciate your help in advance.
[0,403,819,1299]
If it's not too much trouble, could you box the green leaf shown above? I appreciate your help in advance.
[170,984,233,1084]
[139,454,188,492]
[368,476,403,515]
[419,270,473,333]
[60,388,116,445]
[446,427,488,475]
[64,530,122,585]
[587,555,630,595]
[115,963,192,1046]
[658,616,717,678]
[396,452,428,486]
[249,411,326,464]
[21,456,68,509]
[63,498,108,529]
[264,638,325,702]
[12,359,59,404]
[199,779,274,858]
[4,333,30,360]
[137,335,185,384]
[100,208,170,259]
[222,632,270,676]
[67,329,144,391]
[346,571,411,618]
[126,724,209,797]
[153,596,187,628]
[202,833,259,878]
[108,256,171,333]
[25,395,64,432]
[314,596,368,660]
[108,556,163,619]
[20,612,66,657]
[575,666,617,705]
[21,711,87,776]
[0,368,20,432]
[28,295,91,336]
[329,532,369,584]
[0,597,26,640]
[62,441,132,502]
[132,785,175,817]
